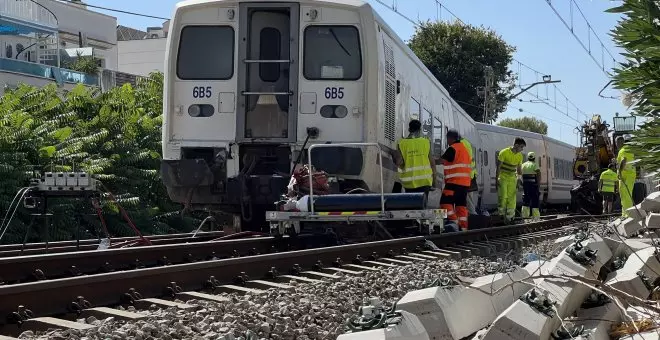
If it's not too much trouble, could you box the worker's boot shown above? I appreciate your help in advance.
[521,206,530,219]
[532,208,541,222]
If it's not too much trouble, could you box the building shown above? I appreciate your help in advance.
[117,20,168,77]
[0,0,121,95]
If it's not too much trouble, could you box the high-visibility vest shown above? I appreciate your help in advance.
[460,138,477,179]
[498,147,523,177]
[442,141,472,187]
[616,145,636,174]
[398,137,433,189]
[599,169,617,193]
[521,160,539,184]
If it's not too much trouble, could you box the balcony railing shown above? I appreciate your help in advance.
[0,57,98,86]
[0,0,58,31]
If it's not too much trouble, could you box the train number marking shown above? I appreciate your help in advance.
[192,86,212,98]
[324,87,344,99]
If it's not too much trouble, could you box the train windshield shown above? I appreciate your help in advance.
[303,25,361,80]
[177,25,235,80]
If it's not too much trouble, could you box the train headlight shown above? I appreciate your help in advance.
[320,105,348,118]
[188,104,215,117]
[334,105,348,118]
[188,105,202,117]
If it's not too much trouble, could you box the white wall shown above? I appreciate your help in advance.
[0,71,79,96]
[34,0,116,45]
[117,38,166,76]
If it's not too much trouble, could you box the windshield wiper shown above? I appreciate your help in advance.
[329,28,351,56]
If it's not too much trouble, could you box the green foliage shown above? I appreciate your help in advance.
[62,52,101,75]
[0,72,200,244]
[497,116,548,135]
[408,20,517,122]
[607,0,660,174]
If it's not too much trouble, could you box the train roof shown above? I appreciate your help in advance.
[174,0,368,9]
[475,122,575,149]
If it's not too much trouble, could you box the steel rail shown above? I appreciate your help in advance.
[0,214,605,327]
[0,231,227,257]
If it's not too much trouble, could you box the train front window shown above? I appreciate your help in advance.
[177,26,235,80]
[304,25,362,80]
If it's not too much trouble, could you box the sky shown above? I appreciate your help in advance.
[85,0,630,146]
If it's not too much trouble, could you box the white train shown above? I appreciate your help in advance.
[160,0,577,228]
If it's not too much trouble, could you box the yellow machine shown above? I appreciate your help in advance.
[571,113,648,214]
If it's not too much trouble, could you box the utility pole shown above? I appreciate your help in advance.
[482,66,494,124]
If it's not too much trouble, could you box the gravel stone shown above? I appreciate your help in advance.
[16,235,581,340]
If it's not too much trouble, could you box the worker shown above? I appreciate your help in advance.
[599,163,618,214]
[616,135,636,217]
[496,138,526,224]
[394,119,437,195]
[459,135,479,215]
[521,151,541,221]
[439,129,472,231]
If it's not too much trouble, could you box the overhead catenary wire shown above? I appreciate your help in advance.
[56,0,170,21]
[369,0,587,123]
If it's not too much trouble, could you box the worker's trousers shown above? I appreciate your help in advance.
[497,175,517,222]
[521,181,540,220]
[619,171,635,217]
[466,191,477,215]
[440,183,469,231]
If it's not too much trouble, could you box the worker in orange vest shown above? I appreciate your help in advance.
[439,129,473,231]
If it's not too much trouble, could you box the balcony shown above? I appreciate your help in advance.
[0,0,57,34]
[0,57,98,86]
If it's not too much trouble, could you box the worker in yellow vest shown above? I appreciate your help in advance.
[521,152,541,221]
[616,136,636,217]
[460,136,479,215]
[599,163,618,214]
[496,138,526,224]
[395,119,437,194]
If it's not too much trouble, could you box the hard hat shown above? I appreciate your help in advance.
[527,151,536,160]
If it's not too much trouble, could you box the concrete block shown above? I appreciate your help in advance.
[336,310,429,340]
[607,237,653,257]
[646,213,660,229]
[619,331,660,340]
[626,203,647,222]
[626,305,660,321]
[573,303,621,340]
[482,235,613,340]
[616,218,644,237]
[641,191,660,213]
[605,247,660,299]
[397,268,532,340]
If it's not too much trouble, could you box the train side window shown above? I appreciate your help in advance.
[422,107,432,138]
[483,150,489,166]
[177,25,235,80]
[259,27,281,82]
[303,26,362,80]
[432,117,443,158]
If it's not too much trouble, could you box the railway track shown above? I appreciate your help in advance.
[0,214,611,337]
[0,214,572,285]
[0,230,229,258]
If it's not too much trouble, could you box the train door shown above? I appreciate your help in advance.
[479,132,494,208]
[237,3,300,143]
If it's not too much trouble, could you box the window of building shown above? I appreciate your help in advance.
[177,26,235,80]
[259,27,281,82]
[304,26,361,80]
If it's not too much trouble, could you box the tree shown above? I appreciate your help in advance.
[0,73,200,244]
[62,51,101,75]
[607,0,660,173]
[497,117,548,135]
[408,20,517,122]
